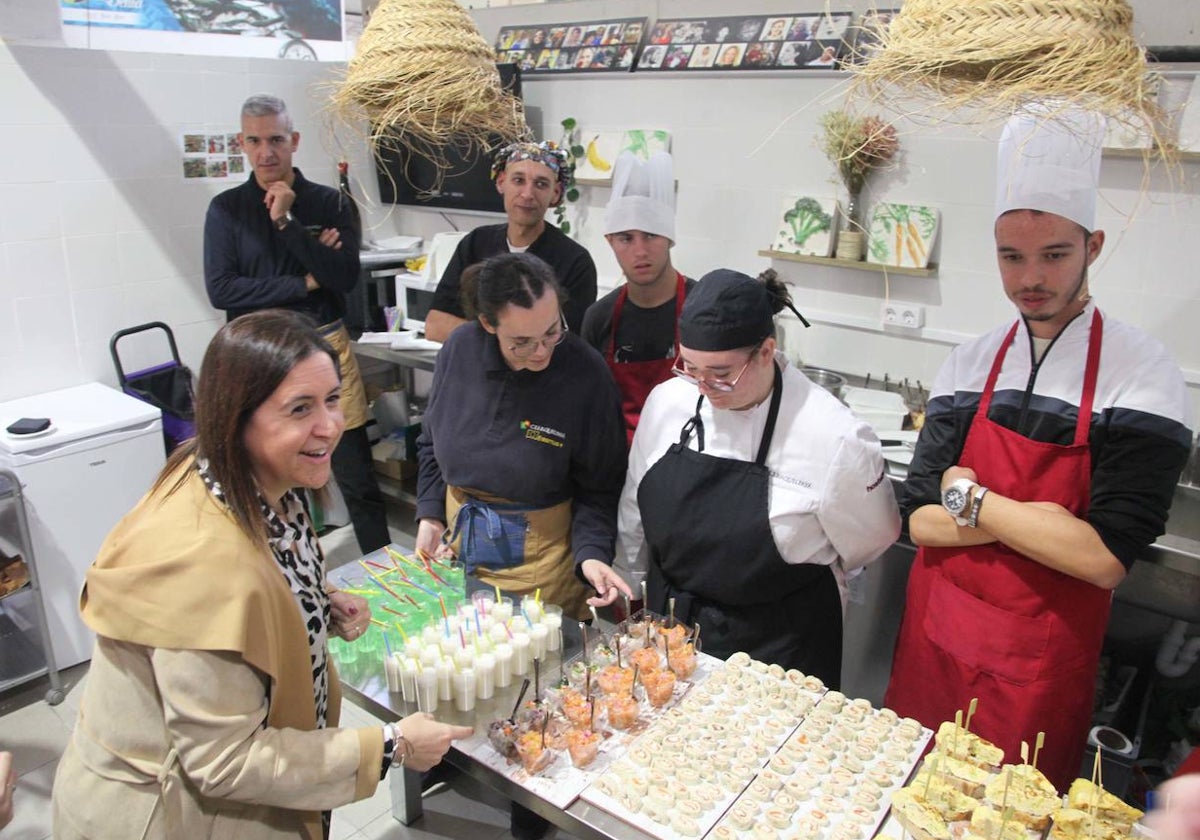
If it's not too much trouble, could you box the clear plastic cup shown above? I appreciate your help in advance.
[453,668,477,712]
[542,604,563,652]
[475,652,496,699]
[516,731,554,775]
[416,669,438,712]
[384,653,401,693]
[436,659,454,701]
[521,596,545,624]
[567,729,601,768]
[494,643,513,688]
[400,658,418,703]
[512,632,531,675]
[493,596,514,625]
[530,624,549,659]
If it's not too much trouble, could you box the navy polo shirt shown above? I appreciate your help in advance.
[416,323,626,566]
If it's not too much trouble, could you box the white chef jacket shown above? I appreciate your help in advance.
[618,353,900,603]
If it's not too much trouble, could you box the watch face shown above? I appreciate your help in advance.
[944,487,967,515]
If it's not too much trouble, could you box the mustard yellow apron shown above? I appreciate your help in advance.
[445,485,591,620]
[319,320,369,430]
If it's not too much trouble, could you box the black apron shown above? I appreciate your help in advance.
[637,363,843,686]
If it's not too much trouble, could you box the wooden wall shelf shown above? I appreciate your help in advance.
[1102,147,1200,162]
[759,249,938,278]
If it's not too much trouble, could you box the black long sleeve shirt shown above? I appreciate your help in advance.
[416,323,627,566]
[203,169,360,323]
[429,222,597,333]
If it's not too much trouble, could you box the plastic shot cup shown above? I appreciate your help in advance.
[529,624,549,659]
[542,604,563,652]
[453,668,477,712]
[494,642,513,688]
[512,632,531,675]
[400,657,418,703]
[416,668,438,712]
[475,652,496,699]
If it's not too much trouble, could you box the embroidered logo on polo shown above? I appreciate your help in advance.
[520,420,566,448]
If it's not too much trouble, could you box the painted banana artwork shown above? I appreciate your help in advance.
[573,129,672,181]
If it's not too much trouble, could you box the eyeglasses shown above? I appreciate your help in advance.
[671,345,761,393]
[504,312,568,359]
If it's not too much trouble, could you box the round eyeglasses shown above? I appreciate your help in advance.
[505,312,568,359]
[670,345,761,393]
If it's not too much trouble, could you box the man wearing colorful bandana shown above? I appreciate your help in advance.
[424,141,598,343]
[884,108,1194,790]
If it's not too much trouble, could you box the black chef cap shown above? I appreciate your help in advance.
[680,268,809,351]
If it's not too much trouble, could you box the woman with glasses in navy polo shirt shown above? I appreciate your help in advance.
[617,268,900,686]
[415,252,631,624]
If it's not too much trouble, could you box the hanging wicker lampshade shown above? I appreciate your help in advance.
[332,0,529,160]
[850,0,1163,143]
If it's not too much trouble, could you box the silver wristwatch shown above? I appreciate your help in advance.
[942,478,976,526]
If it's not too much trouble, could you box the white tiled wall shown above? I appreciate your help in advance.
[0,41,373,403]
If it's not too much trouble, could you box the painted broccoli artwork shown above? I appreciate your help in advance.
[772,195,837,257]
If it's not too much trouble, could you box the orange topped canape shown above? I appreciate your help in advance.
[629,645,661,674]
[597,664,635,696]
[666,642,697,679]
[643,668,677,707]
[607,694,640,730]
[515,730,555,775]
[566,728,602,768]
[660,622,690,650]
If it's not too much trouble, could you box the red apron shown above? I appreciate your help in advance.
[885,309,1111,791]
[605,273,686,446]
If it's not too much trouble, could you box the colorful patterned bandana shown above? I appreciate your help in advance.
[490,140,573,191]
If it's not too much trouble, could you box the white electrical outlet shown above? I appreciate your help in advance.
[881,301,925,328]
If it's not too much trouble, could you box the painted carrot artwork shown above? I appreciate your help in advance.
[867,203,939,268]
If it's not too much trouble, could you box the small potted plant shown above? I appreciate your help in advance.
[553,117,585,235]
[819,110,899,260]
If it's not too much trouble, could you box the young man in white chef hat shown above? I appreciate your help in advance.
[885,107,1194,790]
[581,151,693,445]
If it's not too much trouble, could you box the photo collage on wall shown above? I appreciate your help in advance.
[495,18,648,74]
[638,13,853,71]
[181,131,245,180]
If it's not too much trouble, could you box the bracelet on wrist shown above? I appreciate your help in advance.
[966,486,989,529]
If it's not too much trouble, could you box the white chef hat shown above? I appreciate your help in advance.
[603,151,676,243]
[995,105,1105,231]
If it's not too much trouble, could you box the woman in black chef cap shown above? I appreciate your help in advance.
[617,268,900,686]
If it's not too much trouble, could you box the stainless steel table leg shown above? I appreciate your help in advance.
[389,766,424,825]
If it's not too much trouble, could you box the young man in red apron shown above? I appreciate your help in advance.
[885,109,1194,791]
[581,151,693,446]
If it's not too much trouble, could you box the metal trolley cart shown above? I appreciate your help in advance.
[0,468,64,705]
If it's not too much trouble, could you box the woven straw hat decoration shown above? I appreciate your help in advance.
[850,0,1164,147]
[333,0,530,166]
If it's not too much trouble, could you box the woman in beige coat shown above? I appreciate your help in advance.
[52,310,472,840]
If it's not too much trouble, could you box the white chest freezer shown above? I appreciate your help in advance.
[0,383,164,668]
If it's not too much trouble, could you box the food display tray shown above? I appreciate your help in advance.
[580,655,932,840]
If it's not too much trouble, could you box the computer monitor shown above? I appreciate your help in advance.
[374,64,523,214]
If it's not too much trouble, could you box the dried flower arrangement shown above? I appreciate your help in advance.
[819,111,900,229]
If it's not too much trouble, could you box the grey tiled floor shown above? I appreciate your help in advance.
[1,515,578,840]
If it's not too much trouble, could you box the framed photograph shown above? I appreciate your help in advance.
[638,12,854,71]
[500,17,647,72]
[841,9,898,67]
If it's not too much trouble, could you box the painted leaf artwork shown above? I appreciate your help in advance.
[867,203,939,268]
[772,195,837,257]
[574,129,672,181]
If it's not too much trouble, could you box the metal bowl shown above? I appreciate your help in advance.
[800,366,847,400]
